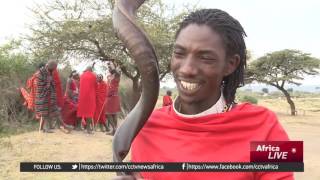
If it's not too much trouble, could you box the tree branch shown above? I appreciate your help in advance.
[280,80,285,88]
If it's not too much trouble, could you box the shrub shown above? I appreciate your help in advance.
[240,95,258,104]
[0,40,37,135]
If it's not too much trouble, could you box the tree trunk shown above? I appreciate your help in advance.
[279,88,296,116]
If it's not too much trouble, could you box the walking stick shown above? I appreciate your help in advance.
[95,98,107,130]
[38,116,43,133]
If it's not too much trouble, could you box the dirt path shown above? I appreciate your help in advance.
[1,112,319,180]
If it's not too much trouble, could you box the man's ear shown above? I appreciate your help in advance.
[224,54,240,76]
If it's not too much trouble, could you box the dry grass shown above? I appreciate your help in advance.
[259,98,320,180]
[0,130,116,180]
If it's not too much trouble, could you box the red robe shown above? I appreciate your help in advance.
[62,79,79,126]
[105,77,120,114]
[94,81,107,125]
[20,73,37,111]
[131,103,293,180]
[53,69,64,108]
[162,95,172,107]
[77,71,97,118]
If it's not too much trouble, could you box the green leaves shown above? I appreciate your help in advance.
[247,49,320,115]
[27,0,192,82]
[0,40,33,79]
[248,49,320,88]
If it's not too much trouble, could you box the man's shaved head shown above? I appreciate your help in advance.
[46,60,57,71]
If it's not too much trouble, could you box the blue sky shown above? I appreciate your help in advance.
[0,0,319,86]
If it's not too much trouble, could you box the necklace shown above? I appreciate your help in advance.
[177,98,234,115]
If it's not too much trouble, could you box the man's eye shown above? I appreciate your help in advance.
[199,57,217,64]
[174,51,184,55]
[173,51,185,57]
[201,56,215,61]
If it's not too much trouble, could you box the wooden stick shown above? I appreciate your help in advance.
[95,99,107,130]
[38,116,43,133]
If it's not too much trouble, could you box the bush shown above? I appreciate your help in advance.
[240,95,258,104]
[0,41,37,135]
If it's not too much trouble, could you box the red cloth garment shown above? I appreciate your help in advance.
[24,73,38,110]
[162,95,172,107]
[77,71,97,118]
[94,81,107,125]
[53,69,64,108]
[105,77,120,114]
[20,73,39,119]
[62,79,79,126]
[20,87,31,108]
[131,103,293,180]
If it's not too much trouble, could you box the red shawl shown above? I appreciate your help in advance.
[94,81,107,125]
[20,73,37,111]
[53,69,63,108]
[131,103,293,180]
[77,71,97,118]
[162,95,172,107]
[105,77,120,114]
[62,79,79,126]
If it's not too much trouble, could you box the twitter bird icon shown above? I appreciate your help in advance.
[72,164,78,170]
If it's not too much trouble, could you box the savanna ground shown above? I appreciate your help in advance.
[0,97,319,180]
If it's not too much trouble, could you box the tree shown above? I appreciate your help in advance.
[248,49,320,115]
[262,88,269,94]
[27,0,191,107]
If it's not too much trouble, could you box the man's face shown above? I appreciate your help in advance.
[171,24,235,107]
[73,74,80,80]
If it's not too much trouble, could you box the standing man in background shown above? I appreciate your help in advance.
[162,90,173,107]
[77,66,97,134]
[34,60,68,133]
[94,74,108,131]
[105,67,121,136]
[62,71,80,129]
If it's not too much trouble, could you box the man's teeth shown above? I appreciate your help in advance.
[180,81,200,91]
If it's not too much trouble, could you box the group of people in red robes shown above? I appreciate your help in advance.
[76,66,121,134]
[20,62,121,135]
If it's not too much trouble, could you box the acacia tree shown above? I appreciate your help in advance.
[27,0,191,105]
[248,49,320,115]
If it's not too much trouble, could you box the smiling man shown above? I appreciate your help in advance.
[128,9,293,180]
